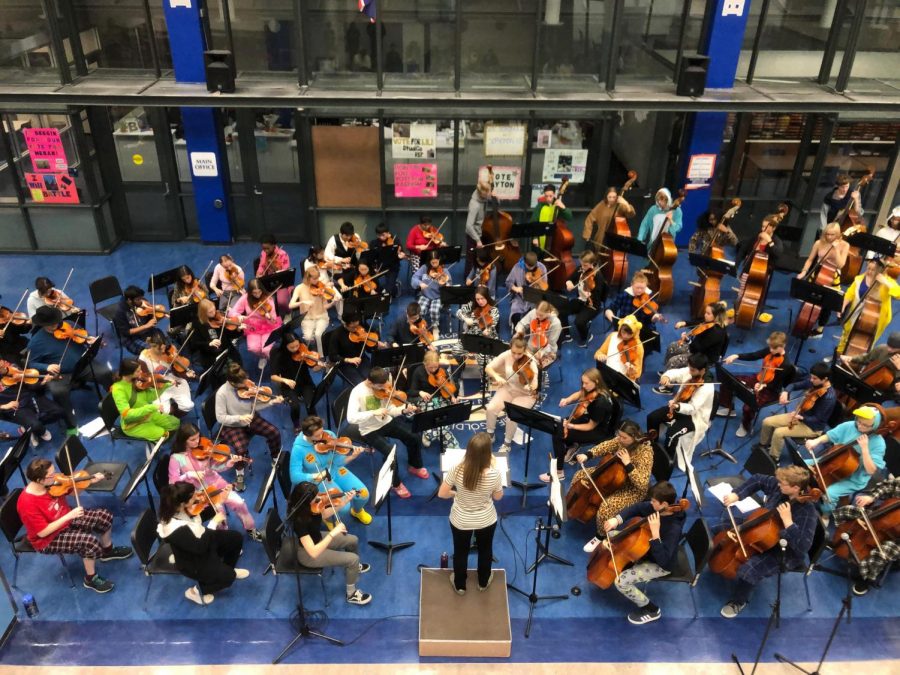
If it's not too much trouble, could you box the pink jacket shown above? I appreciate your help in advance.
[228,294,281,335]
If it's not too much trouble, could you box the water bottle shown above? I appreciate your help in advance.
[440,551,449,569]
[22,594,38,618]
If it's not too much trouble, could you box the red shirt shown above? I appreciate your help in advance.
[17,489,71,550]
[405,225,440,254]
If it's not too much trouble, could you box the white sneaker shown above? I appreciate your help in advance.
[257,357,267,369]
[234,568,250,580]
[29,433,40,448]
[583,537,601,553]
[41,429,52,442]
[735,425,749,438]
[185,586,214,605]
[498,443,511,454]
[716,406,737,418]
[346,589,372,605]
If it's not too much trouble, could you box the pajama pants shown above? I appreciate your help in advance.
[418,296,442,333]
[123,411,180,442]
[614,561,670,607]
[220,415,282,467]
[41,508,112,559]
[486,387,535,444]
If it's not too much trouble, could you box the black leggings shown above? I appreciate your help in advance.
[450,521,496,591]
[646,406,695,460]
[551,429,607,471]
[176,529,243,595]
[361,416,423,487]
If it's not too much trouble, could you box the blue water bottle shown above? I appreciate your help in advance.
[22,594,38,618]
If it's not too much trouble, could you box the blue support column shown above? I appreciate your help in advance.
[677,1,753,245]
[162,0,232,243]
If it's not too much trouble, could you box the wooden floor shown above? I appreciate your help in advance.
[3,663,897,675]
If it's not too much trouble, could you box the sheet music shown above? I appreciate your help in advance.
[375,446,398,504]
[707,482,761,513]
[79,416,108,439]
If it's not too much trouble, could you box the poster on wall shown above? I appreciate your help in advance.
[23,127,68,173]
[25,172,79,204]
[391,123,436,159]
[541,149,588,183]
[479,165,521,200]
[394,163,437,198]
[686,153,717,188]
[484,123,527,157]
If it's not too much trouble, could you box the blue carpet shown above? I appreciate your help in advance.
[0,241,897,665]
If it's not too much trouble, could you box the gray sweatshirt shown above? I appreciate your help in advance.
[215,383,276,427]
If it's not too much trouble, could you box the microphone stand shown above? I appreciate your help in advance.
[732,538,786,675]
[774,533,860,675]
[272,492,343,664]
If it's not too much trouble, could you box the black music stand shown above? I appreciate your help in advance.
[605,232,648,259]
[789,277,845,359]
[439,285,476,307]
[526,454,572,572]
[371,344,425,371]
[688,252,737,278]
[514,222,554,250]
[504,403,563,508]
[255,449,285,514]
[412,402,472,457]
[435,245,463,266]
[168,303,194,329]
[846,231,898,258]
[523,286,571,314]
[343,294,390,320]
[829,364,884,404]
[148,268,180,300]
[70,338,105,401]
[459,334,508,410]
[598,361,641,409]
[310,364,340,430]
[196,349,229,397]
[701,364,758,464]
[258,268,296,293]
[119,437,166,514]
[369,446,414,575]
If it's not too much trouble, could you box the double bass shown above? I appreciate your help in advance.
[837,168,874,281]
[547,179,576,292]
[690,199,741,319]
[644,189,685,305]
[600,170,638,288]
[481,166,521,273]
[734,203,789,330]
[791,246,839,338]
[832,497,900,563]
[841,271,885,358]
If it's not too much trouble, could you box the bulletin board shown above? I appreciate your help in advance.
[311,126,382,208]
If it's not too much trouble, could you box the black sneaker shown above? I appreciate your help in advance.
[560,333,574,344]
[652,386,674,395]
[358,563,371,574]
[346,589,372,605]
[100,546,133,562]
[627,606,661,625]
[84,574,115,593]
[247,529,263,543]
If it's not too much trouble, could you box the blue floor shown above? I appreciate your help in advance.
[0,241,897,666]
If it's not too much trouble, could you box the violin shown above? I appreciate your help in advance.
[347,235,369,253]
[209,312,242,331]
[290,343,326,367]
[309,280,336,301]
[474,304,494,331]
[618,334,639,371]
[832,497,900,563]
[310,487,357,515]
[632,292,659,317]
[678,321,714,346]
[160,344,192,378]
[409,318,434,348]
[225,266,244,290]
[43,289,77,314]
[423,223,445,247]
[757,352,784,387]
[691,198,740,319]
[479,256,500,286]
[47,470,94,498]
[185,280,207,303]
[373,386,408,407]
[133,369,169,392]
[251,297,274,320]
[354,273,378,295]
[525,267,549,291]
[186,485,231,517]
[1,366,41,387]
[427,367,458,399]
[316,259,345,273]
[190,437,246,465]
[427,266,450,286]
[0,306,30,327]
[587,499,690,589]
[645,188,685,305]
[709,490,822,579]
[580,266,599,308]
[564,389,600,439]
[601,170,638,288]
[135,301,168,319]
[236,379,274,403]
[314,435,364,456]
[348,325,379,348]
[53,321,89,344]
[668,377,705,420]
[512,354,535,388]
[528,317,550,351]
[735,203,789,329]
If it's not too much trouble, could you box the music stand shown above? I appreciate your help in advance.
[504,403,564,508]
[368,446,414,574]
[119,437,167,514]
[702,364,757,464]
[148,268,180,298]
[605,232,648,258]
[412,402,472,457]
[435,246,463,266]
[70,337,104,400]
[514,221,554,244]
[829,364,884,404]
[168,303,194,329]
[196,349,229,398]
[255,449,285,514]
[789,277,845,359]
[523,287,570,314]
[598,361,641,409]
[343,294,390,319]
[460,334,508,410]
[310,363,340,430]
[257,268,296,292]
[846,231,898,258]
[439,285,476,307]
[526,454,572,572]
[688,252,736,278]
[371,344,425,370]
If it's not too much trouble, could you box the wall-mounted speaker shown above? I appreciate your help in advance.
[204,50,235,94]
[676,54,710,97]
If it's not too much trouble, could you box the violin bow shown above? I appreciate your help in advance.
[310,455,349,527]
[62,439,82,510]
[346,268,390,293]
[57,267,75,305]
[243,286,282,323]
[2,289,29,335]
[501,352,537,387]
[161,330,194,378]
[249,363,268,418]
[527,264,560,287]
[724,504,748,558]
[626,290,661,319]
[357,313,381,361]
[196,260,214,299]
[424,361,466,401]
[803,444,833,503]
[382,356,406,411]
[601,335,655,362]
[185,449,220,513]
[533,245,559,263]
[13,350,31,407]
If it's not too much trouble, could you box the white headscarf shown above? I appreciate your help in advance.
[656,188,673,208]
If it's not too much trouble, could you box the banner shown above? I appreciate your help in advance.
[484,123,527,157]
[23,127,68,173]
[391,123,436,159]
[26,172,79,204]
[394,163,437,198]
[541,148,588,183]
[480,165,520,200]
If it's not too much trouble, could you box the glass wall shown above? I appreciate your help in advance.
[0,0,63,83]
[381,0,455,90]
[306,0,377,88]
[71,0,156,73]
[460,1,538,91]
[847,1,900,92]
[207,0,297,74]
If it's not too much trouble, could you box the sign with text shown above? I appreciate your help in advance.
[541,148,588,183]
[190,151,219,177]
[484,123,527,157]
[391,123,436,159]
[23,127,68,173]
[26,172,79,204]
[394,163,437,198]
[687,153,717,186]
[480,165,521,200]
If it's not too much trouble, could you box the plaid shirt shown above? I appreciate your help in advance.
[833,477,900,581]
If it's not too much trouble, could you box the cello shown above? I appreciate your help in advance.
[734,203,789,330]
[841,269,885,358]
[832,497,900,563]
[837,168,874,281]
[791,245,839,338]
[547,179,576,292]
[690,199,741,319]
[601,170,638,288]
[480,166,521,273]
[644,189,684,305]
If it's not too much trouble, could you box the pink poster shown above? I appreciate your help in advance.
[23,127,68,173]
[394,163,437,198]
[25,172,80,204]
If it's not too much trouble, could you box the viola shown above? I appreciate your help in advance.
[512,355,535,388]
[529,317,550,351]
[53,322,89,344]
[427,367,458,399]
[579,266,600,308]
[314,436,364,456]
[186,485,231,517]
[348,326,379,348]
[618,335,638,370]
[225,266,244,290]
[190,437,245,465]
[757,352,784,387]
[185,280,207,303]
[678,321,714,346]
[47,470,93,498]
[587,498,690,589]
[209,312,242,331]
[525,267,549,291]
[373,386,408,407]
[0,306,30,327]
[135,301,168,320]
[316,259,345,273]
[133,370,169,392]
[601,170,638,288]
[347,235,369,253]
[632,292,659,316]
[236,379,274,403]
[547,178,576,292]
[709,490,822,579]
[563,389,601,440]
[832,497,900,563]
[479,256,500,286]
[1,366,41,387]
[735,203,789,329]
[309,280,336,301]
[290,343,326,367]
[691,198,741,318]
[481,166,521,273]
[645,188,685,305]
[474,304,494,331]
[409,318,434,348]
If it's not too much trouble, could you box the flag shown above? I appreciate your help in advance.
[359,0,376,23]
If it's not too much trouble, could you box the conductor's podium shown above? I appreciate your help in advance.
[418,567,512,657]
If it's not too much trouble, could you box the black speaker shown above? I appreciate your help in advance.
[204,50,235,93]
[676,54,709,97]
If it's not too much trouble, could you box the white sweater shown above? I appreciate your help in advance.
[345,381,405,436]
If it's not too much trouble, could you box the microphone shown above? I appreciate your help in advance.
[779,538,788,551]
[841,532,851,542]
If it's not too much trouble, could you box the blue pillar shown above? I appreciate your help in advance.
[162,0,232,243]
[677,0,753,245]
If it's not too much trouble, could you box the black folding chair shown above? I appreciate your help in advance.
[89,276,123,338]
[98,392,153,457]
[655,518,714,618]
[55,435,130,495]
[131,508,182,610]
[261,507,327,610]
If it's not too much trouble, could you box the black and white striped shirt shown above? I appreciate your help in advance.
[444,465,502,530]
